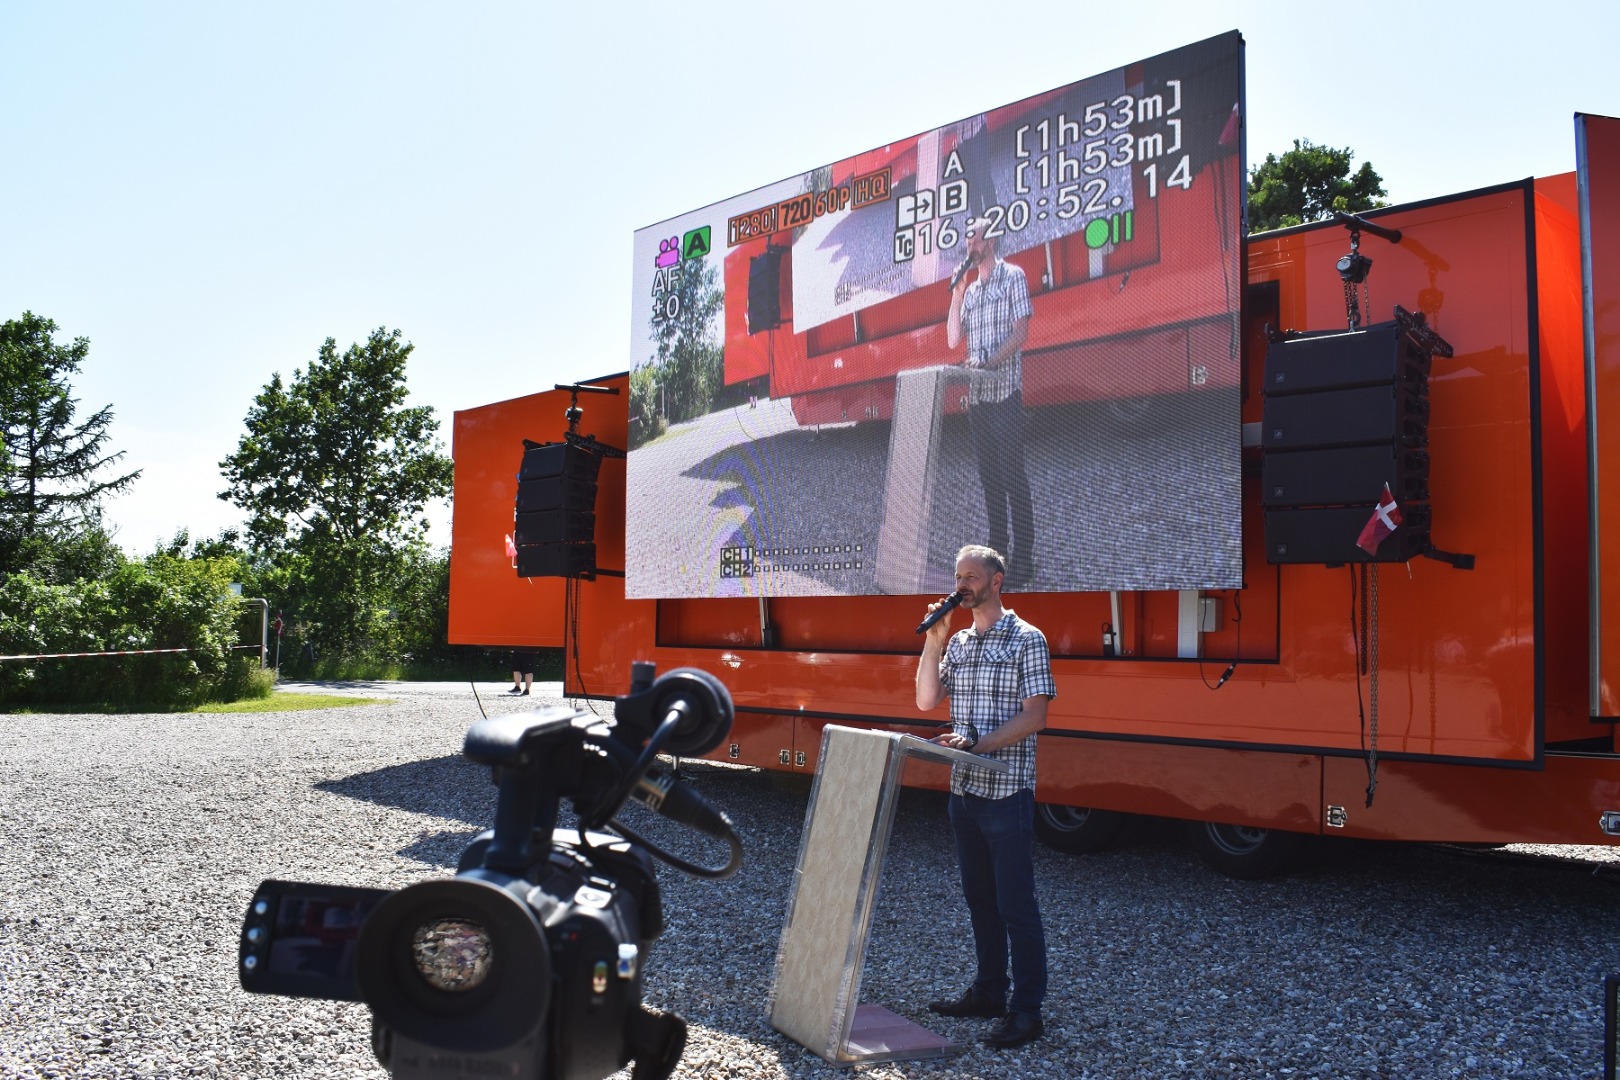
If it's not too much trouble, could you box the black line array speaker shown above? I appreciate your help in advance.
[513,509,594,546]
[1261,382,1429,451]
[515,542,596,579]
[1265,504,1433,564]
[1262,320,1430,394]
[514,440,601,579]
[1261,310,1444,565]
[1262,445,1430,508]
[748,246,784,334]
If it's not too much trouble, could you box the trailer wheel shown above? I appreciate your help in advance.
[1184,820,1309,879]
[1033,803,1128,854]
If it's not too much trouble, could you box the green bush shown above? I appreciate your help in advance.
[0,554,257,710]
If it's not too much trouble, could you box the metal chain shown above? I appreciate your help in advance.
[1342,277,1372,331]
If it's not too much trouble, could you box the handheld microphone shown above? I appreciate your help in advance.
[916,591,966,635]
[949,255,974,289]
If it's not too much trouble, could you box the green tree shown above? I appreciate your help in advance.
[627,364,666,449]
[218,328,453,655]
[1247,139,1387,233]
[647,258,725,426]
[0,312,139,577]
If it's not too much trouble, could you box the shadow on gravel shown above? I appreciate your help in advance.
[285,679,401,690]
[317,754,496,866]
[666,395,1238,595]
[395,828,486,869]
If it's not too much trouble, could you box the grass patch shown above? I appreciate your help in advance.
[195,691,389,713]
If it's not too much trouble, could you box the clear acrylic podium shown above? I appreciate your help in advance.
[768,724,1008,1065]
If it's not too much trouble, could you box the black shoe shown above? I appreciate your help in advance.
[521,690,530,696]
[927,988,1006,1019]
[983,1011,1044,1049]
[506,686,522,695]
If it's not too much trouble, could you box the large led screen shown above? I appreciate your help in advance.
[627,31,1245,599]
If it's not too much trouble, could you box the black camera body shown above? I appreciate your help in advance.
[240,663,740,1080]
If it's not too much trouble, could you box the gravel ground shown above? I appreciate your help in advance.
[625,392,1239,599]
[3,683,1619,1079]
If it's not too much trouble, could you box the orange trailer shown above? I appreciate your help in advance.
[449,113,1620,877]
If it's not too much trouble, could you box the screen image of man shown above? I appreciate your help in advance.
[913,544,1055,1049]
[947,221,1037,588]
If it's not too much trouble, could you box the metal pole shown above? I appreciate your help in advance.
[241,598,270,669]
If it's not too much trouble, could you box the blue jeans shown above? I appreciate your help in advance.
[948,789,1047,1015]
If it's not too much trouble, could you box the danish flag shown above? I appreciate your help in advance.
[1356,485,1402,555]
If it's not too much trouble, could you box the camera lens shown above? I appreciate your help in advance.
[411,918,493,992]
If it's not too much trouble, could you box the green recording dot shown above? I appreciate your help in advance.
[1084,218,1111,249]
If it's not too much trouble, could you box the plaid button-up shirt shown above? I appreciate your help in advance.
[938,611,1056,798]
[962,258,1033,405]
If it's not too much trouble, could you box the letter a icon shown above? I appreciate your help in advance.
[682,226,712,260]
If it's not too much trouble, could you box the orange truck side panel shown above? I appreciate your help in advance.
[448,172,1620,847]
[1322,753,1620,843]
[448,376,629,649]
[1582,116,1620,721]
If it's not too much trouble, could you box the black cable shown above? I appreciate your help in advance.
[584,709,683,831]
[607,813,743,880]
[566,575,605,715]
[1199,588,1243,690]
[1351,565,1368,754]
[462,643,490,720]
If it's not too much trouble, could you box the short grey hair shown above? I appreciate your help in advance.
[964,216,1000,249]
[956,544,1006,577]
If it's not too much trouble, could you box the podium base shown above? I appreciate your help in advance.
[770,728,1007,1065]
[842,1004,962,1064]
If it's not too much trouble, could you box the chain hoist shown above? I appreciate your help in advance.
[1338,228,1374,331]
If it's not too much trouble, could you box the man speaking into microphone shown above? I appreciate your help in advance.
[947,218,1037,588]
[914,544,1054,1049]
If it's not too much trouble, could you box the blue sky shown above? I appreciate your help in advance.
[3,1,1616,553]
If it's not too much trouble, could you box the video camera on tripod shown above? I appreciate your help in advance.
[238,662,742,1080]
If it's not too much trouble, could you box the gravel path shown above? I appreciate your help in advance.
[624,392,1240,600]
[3,684,1618,1079]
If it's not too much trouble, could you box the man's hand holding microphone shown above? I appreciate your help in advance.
[916,591,976,750]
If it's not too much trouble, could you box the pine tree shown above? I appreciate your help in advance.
[0,312,139,575]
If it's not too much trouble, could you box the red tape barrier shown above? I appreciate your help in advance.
[0,645,262,662]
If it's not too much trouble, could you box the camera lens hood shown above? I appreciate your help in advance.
[356,875,552,1053]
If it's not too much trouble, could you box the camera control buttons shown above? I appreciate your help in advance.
[574,884,613,908]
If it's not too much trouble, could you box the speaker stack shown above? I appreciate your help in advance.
[747,245,784,334]
[1261,310,1447,564]
[513,440,599,578]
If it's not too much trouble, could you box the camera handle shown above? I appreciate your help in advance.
[465,705,592,874]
